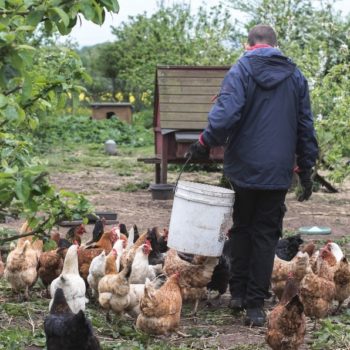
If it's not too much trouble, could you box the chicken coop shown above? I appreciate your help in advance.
[90,102,133,123]
[139,65,230,186]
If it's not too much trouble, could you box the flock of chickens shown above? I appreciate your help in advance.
[0,219,349,350]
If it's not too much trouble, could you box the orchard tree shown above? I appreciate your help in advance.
[0,0,119,239]
[87,3,240,109]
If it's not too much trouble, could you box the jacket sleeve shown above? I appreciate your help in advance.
[201,64,247,147]
[296,75,318,170]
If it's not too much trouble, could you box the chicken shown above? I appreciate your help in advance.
[136,273,182,335]
[126,224,139,250]
[275,234,304,261]
[50,230,71,249]
[271,252,310,300]
[16,221,43,257]
[0,252,4,278]
[44,288,100,350]
[300,250,335,322]
[121,230,148,268]
[164,249,218,315]
[130,241,162,284]
[85,217,107,245]
[87,251,107,297]
[325,241,344,262]
[79,230,118,281]
[266,274,306,350]
[65,224,86,245]
[85,229,117,251]
[207,239,230,304]
[50,245,87,314]
[147,227,165,265]
[158,228,169,253]
[98,251,133,320]
[333,257,350,312]
[38,250,64,294]
[4,240,39,299]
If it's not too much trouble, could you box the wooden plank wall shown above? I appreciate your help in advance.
[157,68,228,129]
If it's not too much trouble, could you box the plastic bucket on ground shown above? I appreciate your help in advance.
[167,180,235,257]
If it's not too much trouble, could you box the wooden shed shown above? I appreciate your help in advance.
[90,102,133,124]
[148,65,230,184]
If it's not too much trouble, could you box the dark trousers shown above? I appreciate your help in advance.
[229,185,287,308]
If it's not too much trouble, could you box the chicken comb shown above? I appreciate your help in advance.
[287,271,294,278]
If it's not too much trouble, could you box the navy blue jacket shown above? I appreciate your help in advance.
[202,48,318,190]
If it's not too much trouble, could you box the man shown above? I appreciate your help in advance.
[188,24,318,326]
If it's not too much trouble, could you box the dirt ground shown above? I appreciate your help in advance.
[1,165,350,349]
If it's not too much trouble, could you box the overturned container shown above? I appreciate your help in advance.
[167,180,234,257]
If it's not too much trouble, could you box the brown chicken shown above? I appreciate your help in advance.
[266,274,306,350]
[271,252,310,300]
[300,249,335,323]
[333,257,350,312]
[164,249,218,315]
[136,272,182,335]
[76,229,118,281]
[16,221,44,256]
[38,250,64,295]
[4,240,39,299]
[65,224,86,245]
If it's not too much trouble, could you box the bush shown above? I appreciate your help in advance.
[34,115,153,152]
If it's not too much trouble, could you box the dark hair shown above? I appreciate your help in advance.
[248,25,277,47]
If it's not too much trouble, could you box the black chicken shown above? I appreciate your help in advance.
[275,234,304,261]
[85,218,106,245]
[44,288,101,350]
[147,227,165,265]
[207,239,231,304]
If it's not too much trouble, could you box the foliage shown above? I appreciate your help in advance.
[33,114,153,153]
[0,1,119,234]
[312,311,350,349]
[226,0,350,182]
[80,3,239,109]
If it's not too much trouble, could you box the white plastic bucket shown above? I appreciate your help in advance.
[167,180,234,257]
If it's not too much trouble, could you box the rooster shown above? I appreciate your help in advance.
[50,244,87,314]
[136,272,182,335]
[266,274,306,350]
[45,288,100,350]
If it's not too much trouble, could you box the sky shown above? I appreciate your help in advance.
[65,0,350,47]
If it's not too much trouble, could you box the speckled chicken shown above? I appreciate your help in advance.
[266,274,306,350]
[271,252,310,300]
[333,257,350,312]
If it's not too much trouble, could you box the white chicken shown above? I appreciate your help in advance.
[49,244,87,314]
[87,250,107,297]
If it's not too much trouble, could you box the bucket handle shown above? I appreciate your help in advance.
[174,153,192,193]
[174,152,234,193]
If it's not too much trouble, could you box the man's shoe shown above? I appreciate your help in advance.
[229,297,246,311]
[244,307,266,327]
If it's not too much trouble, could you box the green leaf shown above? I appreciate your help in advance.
[0,93,7,108]
[21,76,32,102]
[52,7,70,27]
[101,0,120,13]
[26,10,45,26]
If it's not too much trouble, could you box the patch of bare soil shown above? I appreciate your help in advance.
[1,165,350,349]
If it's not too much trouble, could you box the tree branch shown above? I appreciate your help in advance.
[4,86,22,96]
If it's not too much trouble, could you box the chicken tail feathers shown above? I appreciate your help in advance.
[50,288,72,314]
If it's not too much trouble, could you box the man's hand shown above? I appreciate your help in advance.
[297,169,313,202]
[185,140,210,160]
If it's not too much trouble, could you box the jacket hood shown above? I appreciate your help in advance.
[240,48,296,89]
